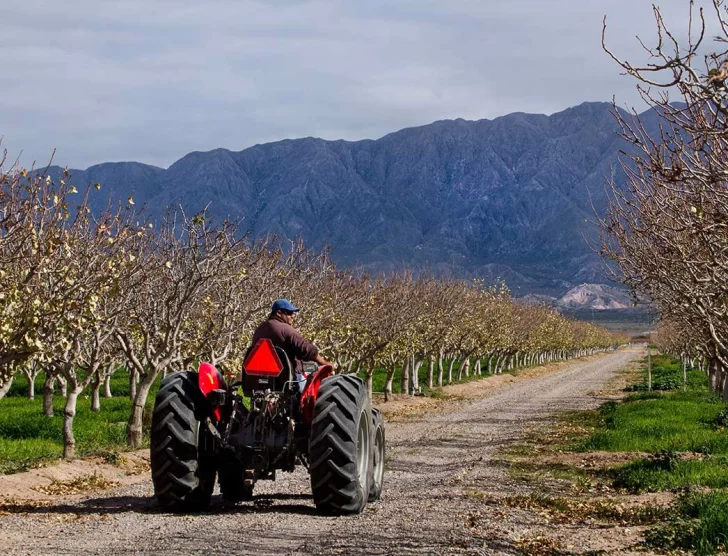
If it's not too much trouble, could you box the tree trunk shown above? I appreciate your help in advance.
[427,357,434,389]
[410,356,416,395]
[437,352,444,387]
[400,359,410,395]
[43,374,55,416]
[91,372,101,412]
[365,369,374,399]
[447,358,455,384]
[128,374,155,448]
[104,375,112,398]
[63,387,81,459]
[709,359,718,393]
[57,375,68,397]
[498,356,507,374]
[455,358,467,381]
[412,357,422,395]
[23,369,36,400]
[129,368,138,401]
[384,367,396,402]
[0,375,14,400]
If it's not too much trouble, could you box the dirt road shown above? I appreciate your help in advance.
[0,348,642,555]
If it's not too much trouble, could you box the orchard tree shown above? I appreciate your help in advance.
[115,211,248,448]
[601,0,728,396]
[43,194,145,458]
[0,157,73,395]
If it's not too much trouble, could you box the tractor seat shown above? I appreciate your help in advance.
[242,341,294,395]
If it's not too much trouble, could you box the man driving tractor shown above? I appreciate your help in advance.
[150,298,383,515]
[252,299,332,386]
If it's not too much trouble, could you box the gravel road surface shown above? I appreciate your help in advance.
[0,348,641,555]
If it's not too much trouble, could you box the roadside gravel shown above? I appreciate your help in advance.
[0,348,642,555]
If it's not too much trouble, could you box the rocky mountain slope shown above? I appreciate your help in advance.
[521,283,635,310]
[558,283,633,310]
[47,101,652,296]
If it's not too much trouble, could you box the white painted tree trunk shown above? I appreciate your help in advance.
[400,359,409,394]
[104,375,112,398]
[57,375,68,397]
[63,387,81,459]
[128,375,154,448]
[709,359,720,393]
[91,372,101,412]
[0,376,14,400]
[412,358,422,394]
[437,352,444,387]
[410,356,416,394]
[43,374,55,416]
[23,366,40,400]
[384,366,396,402]
[129,368,138,401]
[365,369,374,399]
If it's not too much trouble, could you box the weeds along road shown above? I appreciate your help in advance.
[0,348,642,556]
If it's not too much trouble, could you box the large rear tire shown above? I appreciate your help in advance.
[309,375,371,515]
[150,371,215,512]
[368,408,385,502]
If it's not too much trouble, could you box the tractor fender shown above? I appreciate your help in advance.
[197,362,224,421]
[300,364,335,425]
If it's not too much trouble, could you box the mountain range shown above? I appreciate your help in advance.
[46,101,654,296]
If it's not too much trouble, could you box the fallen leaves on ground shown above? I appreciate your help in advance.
[33,472,120,496]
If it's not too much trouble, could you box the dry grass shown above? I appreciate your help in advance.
[514,534,569,556]
[33,472,120,496]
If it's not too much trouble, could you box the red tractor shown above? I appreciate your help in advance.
[149,339,385,515]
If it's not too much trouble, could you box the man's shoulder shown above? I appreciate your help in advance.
[258,318,295,335]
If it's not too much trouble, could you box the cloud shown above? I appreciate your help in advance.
[1,0,699,169]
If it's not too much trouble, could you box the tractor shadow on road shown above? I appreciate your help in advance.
[1,492,318,517]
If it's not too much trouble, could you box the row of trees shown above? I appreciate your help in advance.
[600,1,728,398]
[0,151,624,459]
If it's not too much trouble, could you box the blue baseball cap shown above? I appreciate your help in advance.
[271,299,300,313]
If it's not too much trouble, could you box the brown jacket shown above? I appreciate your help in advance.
[251,315,319,374]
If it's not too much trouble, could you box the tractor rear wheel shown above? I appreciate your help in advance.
[309,375,371,515]
[368,408,385,502]
[150,371,215,512]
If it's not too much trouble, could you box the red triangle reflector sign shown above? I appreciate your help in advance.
[244,339,284,376]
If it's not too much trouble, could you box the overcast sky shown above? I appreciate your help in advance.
[2,0,700,169]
